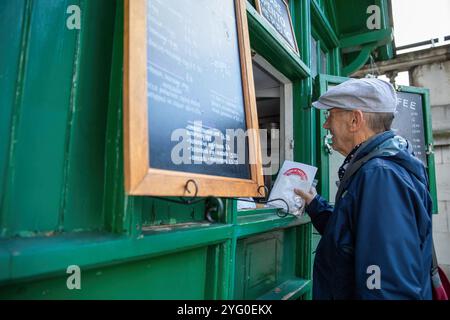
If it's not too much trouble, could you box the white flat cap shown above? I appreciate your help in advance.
[312,78,397,113]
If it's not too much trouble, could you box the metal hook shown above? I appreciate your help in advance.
[257,185,269,199]
[150,180,203,206]
[184,179,198,198]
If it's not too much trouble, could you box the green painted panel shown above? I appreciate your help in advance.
[1,0,80,235]
[0,1,27,217]
[63,1,117,231]
[0,0,118,236]
[315,74,348,200]
[234,228,298,300]
[311,233,320,253]
[235,232,282,299]
[335,0,373,37]
[0,226,233,284]
[141,198,206,226]
[311,0,339,49]
[0,247,208,299]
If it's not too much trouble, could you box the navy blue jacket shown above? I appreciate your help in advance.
[306,131,433,299]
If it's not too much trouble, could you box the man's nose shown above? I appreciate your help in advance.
[323,118,330,129]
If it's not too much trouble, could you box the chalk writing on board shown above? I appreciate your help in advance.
[146,0,250,179]
[257,0,298,52]
[392,92,427,166]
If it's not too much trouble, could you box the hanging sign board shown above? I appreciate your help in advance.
[392,91,427,166]
[124,0,264,197]
[255,0,299,53]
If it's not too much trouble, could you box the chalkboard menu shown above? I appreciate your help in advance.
[124,0,264,197]
[255,0,299,53]
[392,91,427,166]
[147,0,249,179]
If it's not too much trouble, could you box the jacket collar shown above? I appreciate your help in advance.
[350,130,395,164]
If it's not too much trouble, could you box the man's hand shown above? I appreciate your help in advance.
[294,187,317,206]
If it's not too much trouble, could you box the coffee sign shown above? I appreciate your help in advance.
[392,91,427,166]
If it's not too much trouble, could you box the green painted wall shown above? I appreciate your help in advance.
[0,0,116,237]
[0,247,209,300]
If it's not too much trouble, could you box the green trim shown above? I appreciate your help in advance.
[314,74,348,199]
[331,47,342,76]
[379,0,395,60]
[316,74,348,91]
[291,0,311,66]
[342,43,377,76]
[311,0,339,49]
[225,238,237,299]
[257,278,311,300]
[103,0,126,234]
[397,86,438,214]
[378,42,394,61]
[238,207,282,217]
[326,0,339,33]
[0,247,9,281]
[378,0,395,60]
[0,225,233,285]
[340,28,393,50]
[236,212,310,238]
[296,222,312,298]
[0,0,33,237]
[246,2,310,79]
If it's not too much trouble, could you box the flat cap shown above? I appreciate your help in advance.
[312,78,397,113]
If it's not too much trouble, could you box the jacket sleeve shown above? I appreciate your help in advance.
[352,166,431,300]
[306,194,334,235]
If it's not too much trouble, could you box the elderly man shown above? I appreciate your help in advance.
[295,78,433,300]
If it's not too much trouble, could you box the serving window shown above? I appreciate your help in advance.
[237,54,294,211]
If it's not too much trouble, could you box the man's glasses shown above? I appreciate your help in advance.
[324,109,352,121]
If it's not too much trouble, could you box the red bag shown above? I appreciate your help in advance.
[432,245,450,300]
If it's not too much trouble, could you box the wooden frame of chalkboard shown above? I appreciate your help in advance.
[124,0,264,197]
[254,0,299,54]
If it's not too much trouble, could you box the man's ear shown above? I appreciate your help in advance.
[349,110,364,132]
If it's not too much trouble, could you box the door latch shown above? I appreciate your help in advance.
[205,197,224,223]
[324,134,333,154]
[426,143,434,155]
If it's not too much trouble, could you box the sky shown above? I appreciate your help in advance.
[392,0,450,50]
[378,0,450,85]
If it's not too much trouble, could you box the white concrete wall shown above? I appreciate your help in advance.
[411,60,450,277]
[434,145,450,277]
[411,61,450,106]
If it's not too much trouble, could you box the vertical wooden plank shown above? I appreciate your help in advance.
[123,0,148,194]
[1,0,80,235]
[63,0,117,231]
[103,0,141,235]
[58,0,84,232]
[236,0,265,192]
[0,0,29,235]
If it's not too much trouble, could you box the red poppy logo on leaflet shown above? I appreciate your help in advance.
[283,168,308,181]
